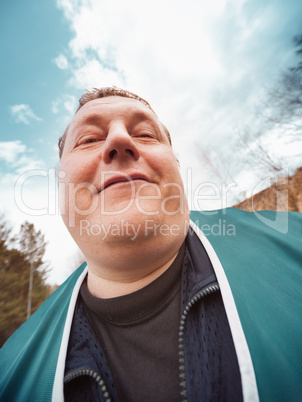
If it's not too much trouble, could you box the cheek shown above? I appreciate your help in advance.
[59,179,99,229]
[58,158,99,219]
[60,156,98,184]
[145,147,179,175]
[151,154,186,214]
[162,157,183,184]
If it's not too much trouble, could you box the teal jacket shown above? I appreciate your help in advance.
[1,208,302,401]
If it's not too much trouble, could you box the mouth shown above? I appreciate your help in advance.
[100,174,150,192]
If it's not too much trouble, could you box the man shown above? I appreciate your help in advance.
[1,87,302,402]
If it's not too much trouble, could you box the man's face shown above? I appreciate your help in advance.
[59,96,188,248]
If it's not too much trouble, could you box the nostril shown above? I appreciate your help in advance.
[108,148,134,159]
[109,149,117,159]
[126,149,134,157]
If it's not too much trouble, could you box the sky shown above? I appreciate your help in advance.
[1,0,302,285]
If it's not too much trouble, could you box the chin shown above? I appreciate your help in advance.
[67,198,189,250]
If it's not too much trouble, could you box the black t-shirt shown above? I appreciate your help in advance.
[80,242,186,401]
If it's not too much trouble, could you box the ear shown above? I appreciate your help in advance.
[173,150,180,167]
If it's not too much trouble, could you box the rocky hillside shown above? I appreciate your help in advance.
[234,167,302,213]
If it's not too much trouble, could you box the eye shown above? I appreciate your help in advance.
[134,131,156,139]
[77,137,101,146]
[83,138,98,144]
[138,134,153,138]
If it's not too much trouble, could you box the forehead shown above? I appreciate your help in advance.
[70,96,157,128]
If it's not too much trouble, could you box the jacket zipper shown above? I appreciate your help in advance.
[64,283,219,402]
[64,368,111,402]
[178,283,220,401]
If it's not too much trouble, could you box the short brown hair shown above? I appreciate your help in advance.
[58,86,171,158]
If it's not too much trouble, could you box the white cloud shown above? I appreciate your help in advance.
[53,53,69,70]
[63,95,77,113]
[51,100,60,115]
[0,140,45,172]
[14,155,46,174]
[10,104,42,125]
[69,58,123,89]
[52,94,77,115]
[54,0,302,152]
[56,0,225,92]
[0,141,27,163]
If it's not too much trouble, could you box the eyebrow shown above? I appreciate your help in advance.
[76,109,156,128]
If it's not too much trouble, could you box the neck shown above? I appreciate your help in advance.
[86,250,179,298]
[84,223,188,298]
[83,211,190,298]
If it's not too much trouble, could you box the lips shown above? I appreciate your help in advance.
[99,173,150,192]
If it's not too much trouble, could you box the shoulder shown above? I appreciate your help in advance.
[189,210,302,401]
[189,207,302,287]
[1,263,87,352]
[190,207,302,238]
[0,263,87,401]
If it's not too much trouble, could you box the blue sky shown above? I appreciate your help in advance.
[1,0,302,284]
[1,0,70,138]
[0,0,74,177]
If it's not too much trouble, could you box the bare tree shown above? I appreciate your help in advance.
[234,127,285,174]
[259,34,302,136]
[198,33,302,196]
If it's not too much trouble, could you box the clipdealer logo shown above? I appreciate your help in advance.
[13,168,290,234]
[79,218,236,239]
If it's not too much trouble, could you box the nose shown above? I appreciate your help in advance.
[102,123,140,164]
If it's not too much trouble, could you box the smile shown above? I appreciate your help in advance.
[100,174,150,192]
